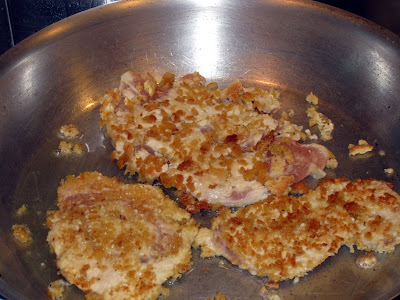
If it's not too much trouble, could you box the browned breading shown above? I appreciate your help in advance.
[47,172,198,300]
[195,178,400,282]
[348,139,374,156]
[12,224,32,244]
[99,72,333,210]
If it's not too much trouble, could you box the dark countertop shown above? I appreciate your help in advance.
[0,0,399,56]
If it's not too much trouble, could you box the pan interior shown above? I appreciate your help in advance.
[1,0,400,299]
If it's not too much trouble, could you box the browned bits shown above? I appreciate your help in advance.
[143,114,157,123]
[225,134,238,143]
[178,159,194,171]
[12,224,32,244]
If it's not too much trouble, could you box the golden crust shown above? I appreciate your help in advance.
[195,177,400,281]
[348,140,374,156]
[100,72,332,209]
[47,172,198,300]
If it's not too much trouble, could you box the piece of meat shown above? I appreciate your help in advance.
[100,71,334,211]
[284,140,331,182]
[47,172,198,300]
[194,178,400,282]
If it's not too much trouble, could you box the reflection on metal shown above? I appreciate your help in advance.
[82,101,97,111]
[190,0,222,7]
[193,9,222,77]
[368,48,392,93]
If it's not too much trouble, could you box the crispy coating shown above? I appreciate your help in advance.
[99,72,332,209]
[195,178,400,281]
[47,172,198,300]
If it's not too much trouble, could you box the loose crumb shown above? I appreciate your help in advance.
[12,224,32,244]
[48,279,70,300]
[293,277,300,284]
[304,129,318,141]
[306,106,334,141]
[207,291,227,300]
[378,150,386,156]
[203,268,209,274]
[15,204,28,216]
[59,124,80,139]
[260,287,280,300]
[287,109,295,117]
[356,252,377,269]
[348,140,374,156]
[58,141,84,155]
[384,168,394,175]
[306,92,319,105]
[326,158,338,169]
[265,281,280,290]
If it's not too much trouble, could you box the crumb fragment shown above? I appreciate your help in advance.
[287,109,295,117]
[144,73,157,97]
[265,281,280,289]
[348,140,374,156]
[293,277,300,284]
[58,141,84,155]
[384,168,394,175]
[378,150,386,156]
[15,204,28,216]
[12,224,32,244]
[306,92,319,105]
[260,286,280,300]
[326,158,338,169]
[59,124,80,139]
[356,252,377,269]
[306,106,334,141]
[48,279,70,300]
[206,82,218,90]
[207,291,227,300]
[290,181,309,195]
[304,129,318,140]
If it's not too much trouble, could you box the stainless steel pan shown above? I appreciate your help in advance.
[1,0,400,299]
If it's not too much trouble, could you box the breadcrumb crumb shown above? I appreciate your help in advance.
[58,141,84,155]
[59,124,80,139]
[384,168,394,175]
[306,92,319,105]
[305,129,318,140]
[326,158,338,169]
[378,150,386,156]
[48,279,70,300]
[265,281,280,289]
[12,224,32,244]
[348,140,374,156]
[356,252,377,269]
[306,106,334,141]
[16,204,28,216]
